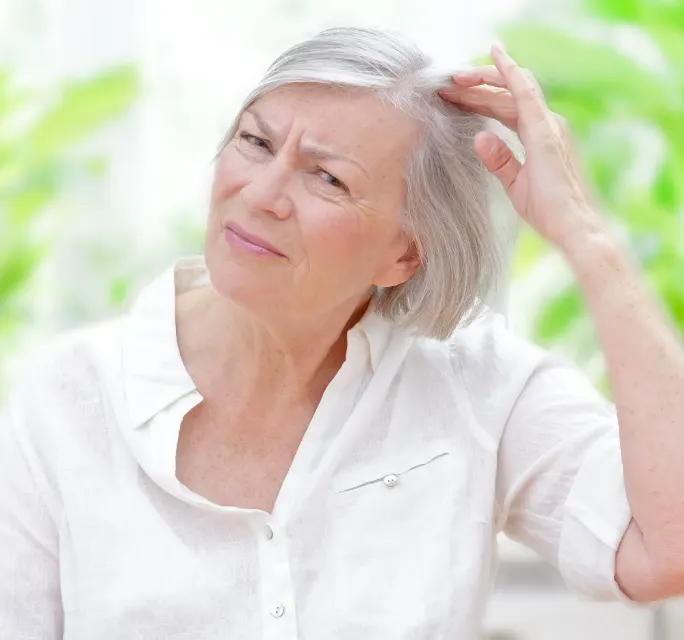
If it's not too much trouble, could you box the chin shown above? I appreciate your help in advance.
[203,235,287,314]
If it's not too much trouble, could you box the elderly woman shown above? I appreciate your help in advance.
[2,26,684,640]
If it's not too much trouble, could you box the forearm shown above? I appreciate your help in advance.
[560,215,684,572]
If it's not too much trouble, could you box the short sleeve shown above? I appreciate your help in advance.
[0,388,64,637]
[496,354,633,602]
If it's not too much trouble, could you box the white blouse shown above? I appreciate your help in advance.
[0,255,633,640]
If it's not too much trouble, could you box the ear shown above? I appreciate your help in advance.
[372,241,420,288]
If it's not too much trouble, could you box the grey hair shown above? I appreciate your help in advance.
[217,27,502,340]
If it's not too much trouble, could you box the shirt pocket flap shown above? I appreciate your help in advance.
[332,442,451,494]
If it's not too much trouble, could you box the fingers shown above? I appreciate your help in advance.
[451,65,506,89]
[474,131,521,189]
[439,85,520,132]
[439,43,557,144]
[489,43,548,123]
[441,45,549,131]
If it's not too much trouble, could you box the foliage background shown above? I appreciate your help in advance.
[3,0,681,390]
[0,65,138,372]
[503,0,684,395]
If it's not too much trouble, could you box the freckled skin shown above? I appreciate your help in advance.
[175,85,422,512]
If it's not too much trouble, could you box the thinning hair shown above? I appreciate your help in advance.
[217,27,503,339]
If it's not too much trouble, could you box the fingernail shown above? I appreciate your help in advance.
[487,136,500,153]
[492,41,506,55]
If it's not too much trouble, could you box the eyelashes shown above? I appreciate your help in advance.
[319,171,345,190]
[239,132,269,150]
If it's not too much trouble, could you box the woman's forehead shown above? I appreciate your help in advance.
[247,85,419,168]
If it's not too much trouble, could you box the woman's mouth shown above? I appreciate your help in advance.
[223,223,284,257]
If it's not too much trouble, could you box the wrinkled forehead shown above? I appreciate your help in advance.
[245,84,421,175]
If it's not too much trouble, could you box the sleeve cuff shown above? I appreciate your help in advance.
[558,431,635,604]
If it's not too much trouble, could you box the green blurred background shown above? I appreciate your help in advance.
[1,0,683,392]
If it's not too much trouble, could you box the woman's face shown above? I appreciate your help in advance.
[205,84,420,318]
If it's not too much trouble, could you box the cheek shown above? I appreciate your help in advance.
[299,206,377,268]
[211,147,250,201]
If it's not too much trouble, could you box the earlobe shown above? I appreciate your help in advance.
[400,240,420,265]
[398,240,420,275]
[372,242,421,288]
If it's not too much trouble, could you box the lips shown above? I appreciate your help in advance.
[223,222,284,256]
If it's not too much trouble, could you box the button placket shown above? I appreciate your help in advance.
[257,518,298,639]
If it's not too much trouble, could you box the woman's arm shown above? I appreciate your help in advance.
[441,43,684,602]
[560,221,684,602]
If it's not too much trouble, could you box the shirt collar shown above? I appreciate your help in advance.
[121,255,395,429]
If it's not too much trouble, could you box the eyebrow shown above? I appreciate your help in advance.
[244,108,370,178]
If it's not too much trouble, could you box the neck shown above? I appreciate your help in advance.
[176,286,373,407]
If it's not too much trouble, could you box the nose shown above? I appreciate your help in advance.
[240,157,294,220]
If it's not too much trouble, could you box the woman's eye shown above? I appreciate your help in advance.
[319,170,346,191]
[239,132,270,151]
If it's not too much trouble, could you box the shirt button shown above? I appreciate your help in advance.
[270,604,285,618]
[264,525,274,540]
[383,474,399,488]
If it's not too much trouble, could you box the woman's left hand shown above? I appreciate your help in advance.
[439,43,603,250]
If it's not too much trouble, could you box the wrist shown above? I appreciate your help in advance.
[558,218,623,281]
[554,206,608,254]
